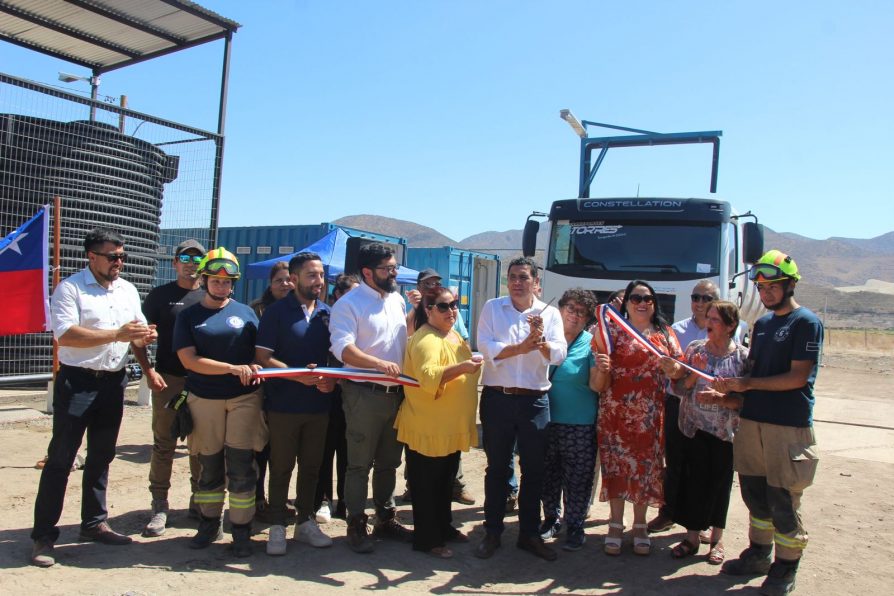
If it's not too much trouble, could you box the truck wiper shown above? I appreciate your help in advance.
[552,262,607,272]
[621,264,680,272]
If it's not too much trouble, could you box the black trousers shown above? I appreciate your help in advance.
[315,398,347,509]
[406,447,459,552]
[672,429,734,531]
[661,394,684,517]
[32,365,127,542]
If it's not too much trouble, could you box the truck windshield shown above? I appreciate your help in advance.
[548,220,721,280]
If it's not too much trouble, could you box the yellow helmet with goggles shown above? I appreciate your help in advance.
[748,249,801,284]
[197,247,241,279]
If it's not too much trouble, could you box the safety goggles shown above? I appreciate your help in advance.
[748,263,789,283]
[177,254,204,264]
[432,300,460,313]
[628,294,655,305]
[91,251,127,263]
[202,258,239,277]
[690,294,714,303]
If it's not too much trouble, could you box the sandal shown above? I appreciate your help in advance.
[707,541,725,565]
[632,523,651,556]
[604,522,623,556]
[671,539,700,559]
[428,546,454,559]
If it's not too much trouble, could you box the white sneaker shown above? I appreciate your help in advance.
[315,501,332,524]
[295,519,333,548]
[266,524,287,556]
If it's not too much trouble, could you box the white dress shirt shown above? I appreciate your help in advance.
[329,281,407,372]
[51,267,146,371]
[477,296,567,391]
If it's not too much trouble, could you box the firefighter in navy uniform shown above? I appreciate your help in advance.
[714,250,823,596]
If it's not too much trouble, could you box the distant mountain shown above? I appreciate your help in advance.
[332,215,455,247]
[831,231,894,255]
[331,214,894,288]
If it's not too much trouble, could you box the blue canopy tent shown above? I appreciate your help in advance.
[245,227,418,284]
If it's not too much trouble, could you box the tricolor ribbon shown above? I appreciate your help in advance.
[253,366,421,388]
[595,304,716,382]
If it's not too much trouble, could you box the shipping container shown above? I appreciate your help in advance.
[406,247,501,349]
[158,224,407,304]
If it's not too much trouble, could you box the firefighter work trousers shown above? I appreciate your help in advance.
[149,373,200,501]
[734,418,818,560]
[187,389,266,525]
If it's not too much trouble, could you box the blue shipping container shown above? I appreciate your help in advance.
[406,247,501,349]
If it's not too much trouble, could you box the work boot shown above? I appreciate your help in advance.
[142,499,169,537]
[190,515,223,549]
[373,510,413,542]
[722,543,773,576]
[760,559,799,595]
[346,513,375,554]
[230,523,253,558]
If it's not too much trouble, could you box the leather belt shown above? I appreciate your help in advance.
[350,380,403,394]
[485,385,546,397]
[61,364,124,379]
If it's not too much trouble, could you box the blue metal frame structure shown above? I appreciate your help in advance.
[574,119,722,198]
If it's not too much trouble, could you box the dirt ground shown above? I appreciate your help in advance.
[1,350,892,595]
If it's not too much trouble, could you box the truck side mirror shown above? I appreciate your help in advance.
[743,222,764,264]
[522,219,539,257]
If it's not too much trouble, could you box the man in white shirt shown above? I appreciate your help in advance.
[328,243,412,553]
[31,228,156,567]
[474,257,567,561]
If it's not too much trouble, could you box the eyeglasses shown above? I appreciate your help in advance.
[690,294,714,303]
[748,264,790,283]
[420,279,441,289]
[628,294,655,305]
[177,254,203,264]
[202,258,239,277]
[375,265,399,274]
[91,251,127,263]
[431,300,459,313]
[562,305,590,318]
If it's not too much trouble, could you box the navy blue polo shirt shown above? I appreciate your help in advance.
[256,292,332,414]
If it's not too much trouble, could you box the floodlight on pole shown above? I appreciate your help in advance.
[58,71,101,121]
[559,109,587,138]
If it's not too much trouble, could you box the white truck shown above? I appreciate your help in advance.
[522,113,766,331]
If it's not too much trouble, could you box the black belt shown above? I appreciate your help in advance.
[350,380,403,394]
[60,364,125,379]
[485,385,546,397]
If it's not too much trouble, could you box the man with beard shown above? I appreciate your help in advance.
[140,239,206,537]
[714,250,822,596]
[328,242,412,553]
[31,228,156,567]
[255,252,336,555]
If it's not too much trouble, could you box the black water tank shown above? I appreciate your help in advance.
[0,115,179,377]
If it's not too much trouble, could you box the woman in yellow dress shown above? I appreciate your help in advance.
[396,286,482,558]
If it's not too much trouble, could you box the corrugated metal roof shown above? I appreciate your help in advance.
[0,0,240,73]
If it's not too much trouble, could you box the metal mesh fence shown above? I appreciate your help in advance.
[0,72,221,382]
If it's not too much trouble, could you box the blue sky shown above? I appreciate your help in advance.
[3,1,892,242]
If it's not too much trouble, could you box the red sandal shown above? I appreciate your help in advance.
[671,539,699,559]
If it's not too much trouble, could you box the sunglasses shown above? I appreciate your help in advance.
[177,254,204,264]
[431,300,460,313]
[628,294,655,305]
[690,294,714,303]
[748,264,789,283]
[202,258,239,277]
[91,251,127,263]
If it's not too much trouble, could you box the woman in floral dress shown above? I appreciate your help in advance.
[592,280,683,556]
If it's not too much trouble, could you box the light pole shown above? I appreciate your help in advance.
[58,71,101,121]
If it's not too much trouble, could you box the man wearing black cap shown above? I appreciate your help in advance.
[138,239,206,537]
[403,268,475,506]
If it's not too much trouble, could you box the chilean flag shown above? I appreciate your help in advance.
[0,207,49,335]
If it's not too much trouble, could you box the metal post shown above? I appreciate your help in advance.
[209,32,233,247]
[118,95,127,132]
[89,70,100,122]
[47,196,62,413]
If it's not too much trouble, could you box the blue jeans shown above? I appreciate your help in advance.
[480,387,550,538]
[32,365,127,542]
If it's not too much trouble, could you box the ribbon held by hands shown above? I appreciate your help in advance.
[253,366,421,387]
[595,304,716,382]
